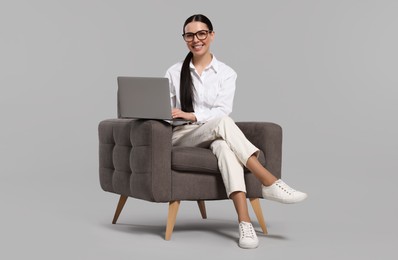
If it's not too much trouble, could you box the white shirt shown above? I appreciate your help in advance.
[165,55,237,123]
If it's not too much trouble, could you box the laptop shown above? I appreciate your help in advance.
[117,76,191,125]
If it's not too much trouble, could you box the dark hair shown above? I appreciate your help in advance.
[180,14,213,112]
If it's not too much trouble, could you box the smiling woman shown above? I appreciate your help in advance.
[164,14,307,249]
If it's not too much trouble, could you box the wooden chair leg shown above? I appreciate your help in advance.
[197,200,207,219]
[249,198,268,235]
[112,195,128,224]
[165,200,181,240]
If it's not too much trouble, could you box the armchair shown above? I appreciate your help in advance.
[98,118,282,240]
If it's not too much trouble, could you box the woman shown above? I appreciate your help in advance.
[165,14,307,249]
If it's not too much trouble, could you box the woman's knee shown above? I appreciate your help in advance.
[218,116,236,127]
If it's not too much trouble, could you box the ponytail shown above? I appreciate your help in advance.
[180,52,195,112]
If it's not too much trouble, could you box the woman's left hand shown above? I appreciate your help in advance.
[172,108,197,122]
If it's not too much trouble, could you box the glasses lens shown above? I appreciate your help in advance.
[197,31,208,40]
[184,33,194,42]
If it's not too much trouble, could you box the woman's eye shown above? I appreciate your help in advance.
[198,32,207,37]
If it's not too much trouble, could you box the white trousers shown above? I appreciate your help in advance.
[172,116,259,197]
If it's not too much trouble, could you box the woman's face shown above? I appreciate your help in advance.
[184,21,214,57]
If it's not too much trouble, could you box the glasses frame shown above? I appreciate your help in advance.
[182,30,212,42]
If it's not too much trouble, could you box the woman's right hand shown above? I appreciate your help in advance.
[172,108,197,122]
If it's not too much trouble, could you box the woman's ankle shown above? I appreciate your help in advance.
[262,177,278,187]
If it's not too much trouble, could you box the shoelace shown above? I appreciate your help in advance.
[276,180,296,195]
[240,222,255,239]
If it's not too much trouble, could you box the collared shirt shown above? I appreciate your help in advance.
[165,55,237,123]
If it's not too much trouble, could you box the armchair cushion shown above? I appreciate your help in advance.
[171,146,266,174]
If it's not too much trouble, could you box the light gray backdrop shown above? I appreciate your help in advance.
[1,0,397,259]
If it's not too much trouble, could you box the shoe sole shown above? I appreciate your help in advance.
[239,243,259,249]
[263,193,308,204]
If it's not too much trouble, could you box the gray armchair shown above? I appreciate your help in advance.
[98,119,282,240]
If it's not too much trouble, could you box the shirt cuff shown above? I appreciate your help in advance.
[192,111,206,124]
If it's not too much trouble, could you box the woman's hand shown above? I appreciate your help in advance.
[172,108,197,122]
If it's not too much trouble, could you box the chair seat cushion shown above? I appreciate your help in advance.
[171,146,266,174]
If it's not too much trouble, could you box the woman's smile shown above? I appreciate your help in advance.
[191,43,205,51]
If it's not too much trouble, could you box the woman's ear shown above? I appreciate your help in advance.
[210,31,215,42]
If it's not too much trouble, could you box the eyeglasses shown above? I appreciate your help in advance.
[182,30,212,42]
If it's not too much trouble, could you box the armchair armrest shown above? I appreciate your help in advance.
[99,119,173,202]
[236,122,282,179]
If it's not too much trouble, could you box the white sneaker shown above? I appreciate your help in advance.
[238,221,259,249]
[262,179,308,204]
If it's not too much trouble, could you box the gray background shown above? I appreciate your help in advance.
[1,0,397,259]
